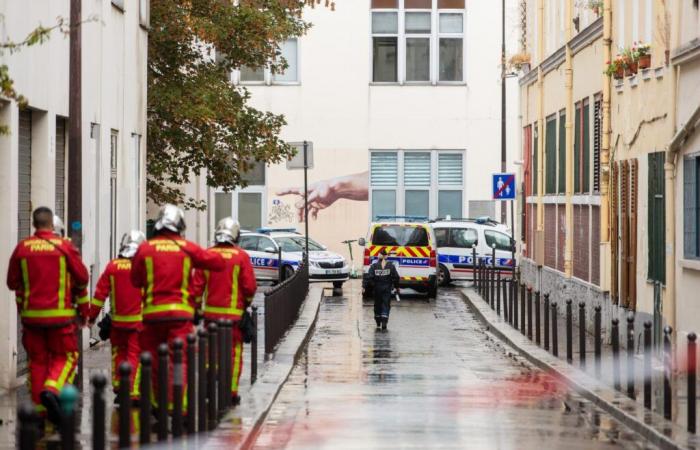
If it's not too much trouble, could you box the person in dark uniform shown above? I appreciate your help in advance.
[364,249,400,330]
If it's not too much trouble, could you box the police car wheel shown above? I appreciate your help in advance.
[283,265,295,280]
[438,265,451,287]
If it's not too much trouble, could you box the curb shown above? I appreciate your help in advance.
[204,284,326,450]
[461,288,699,450]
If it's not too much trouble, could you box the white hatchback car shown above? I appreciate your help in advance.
[432,217,515,286]
[238,229,350,288]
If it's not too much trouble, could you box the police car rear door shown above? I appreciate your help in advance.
[484,229,515,277]
[437,226,478,280]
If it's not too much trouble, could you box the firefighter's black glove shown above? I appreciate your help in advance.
[97,314,112,341]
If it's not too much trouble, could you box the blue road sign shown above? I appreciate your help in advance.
[492,173,516,200]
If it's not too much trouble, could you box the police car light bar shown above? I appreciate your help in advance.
[256,227,299,234]
[375,215,428,223]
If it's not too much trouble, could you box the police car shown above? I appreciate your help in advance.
[432,217,515,286]
[238,229,350,288]
[359,217,438,299]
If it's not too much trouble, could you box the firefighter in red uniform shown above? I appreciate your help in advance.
[192,218,257,404]
[6,207,90,426]
[90,230,146,402]
[131,204,225,413]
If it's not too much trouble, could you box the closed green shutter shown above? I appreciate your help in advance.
[684,156,699,259]
[546,117,556,194]
[533,126,539,195]
[574,106,581,194]
[558,111,566,194]
[583,101,590,193]
[648,152,666,283]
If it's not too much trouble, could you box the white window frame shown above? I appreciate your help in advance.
[212,166,268,234]
[139,0,150,29]
[131,133,142,230]
[234,38,301,86]
[370,1,466,85]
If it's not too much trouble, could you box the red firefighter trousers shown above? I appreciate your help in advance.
[139,320,193,412]
[22,324,79,409]
[231,325,244,396]
[111,328,141,400]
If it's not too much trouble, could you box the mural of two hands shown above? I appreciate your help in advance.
[274,171,369,222]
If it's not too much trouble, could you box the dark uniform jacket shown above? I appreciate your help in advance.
[364,261,400,294]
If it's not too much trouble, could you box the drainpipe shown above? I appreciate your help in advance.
[600,0,612,291]
[564,0,574,278]
[536,0,545,265]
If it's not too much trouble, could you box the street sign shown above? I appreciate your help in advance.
[492,173,516,200]
[286,142,314,170]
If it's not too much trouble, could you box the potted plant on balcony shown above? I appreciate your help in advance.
[605,57,624,80]
[508,52,531,73]
[587,0,603,16]
[621,47,638,76]
[634,42,652,69]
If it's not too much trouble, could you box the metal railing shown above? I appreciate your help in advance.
[264,262,309,355]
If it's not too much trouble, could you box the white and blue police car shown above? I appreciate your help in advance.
[239,228,350,288]
[432,217,515,286]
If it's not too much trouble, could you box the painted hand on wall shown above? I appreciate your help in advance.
[276,171,369,222]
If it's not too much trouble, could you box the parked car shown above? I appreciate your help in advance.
[359,218,438,299]
[239,229,350,288]
[431,217,515,286]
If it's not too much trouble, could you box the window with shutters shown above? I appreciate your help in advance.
[593,96,602,193]
[18,110,32,241]
[684,155,700,260]
[370,150,463,220]
[533,125,539,195]
[110,130,119,259]
[545,115,557,194]
[558,110,566,194]
[648,152,666,283]
[55,118,67,221]
[574,99,590,194]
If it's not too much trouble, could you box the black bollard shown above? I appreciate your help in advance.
[172,338,184,438]
[544,294,550,351]
[197,329,208,433]
[566,299,573,364]
[535,291,541,345]
[512,279,519,328]
[186,334,196,434]
[226,320,234,407]
[520,283,526,334]
[207,322,219,430]
[527,288,533,340]
[626,314,636,400]
[551,302,559,357]
[612,319,621,391]
[91,373,107,450]
[688,333,697,434]
[18,403,38,450]
[218,319,228,416]
[502,273,508,321]
[118,362,132,448]
[139,352,152,445]
[472,246,477,287]
[664,326,673,420]
[251,306,259,385]
[157,343,169,442]
[579,302,586,369]
[496,270,501,315]
[594,306,602,378]
[643,321,652,410]
[487,266,493,306]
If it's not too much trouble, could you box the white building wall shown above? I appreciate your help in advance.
[0,0,147,389]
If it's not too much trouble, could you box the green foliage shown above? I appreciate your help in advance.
[148,0,322,208]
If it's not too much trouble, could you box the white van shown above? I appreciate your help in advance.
[432,217,515,286]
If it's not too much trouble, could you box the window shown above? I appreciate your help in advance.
[131,133,142,228]
[371,0,465,84]
[110,130,119,258]
[574,99,590,194]
[238,192,262,230]
[684,155,700,260]
[239,38,299,84]
[532,125,539,195]
[593,97,602,192]
[371,225,430,246]
[55,117,67,221]
[140,0,150,28]
[370,150,464,220]
[545,115,556,194]
[484,230,513,252]
[558,110,566,194]
[435,228,448,246]
[258,236,277,252]
[648,152,665,282]
[239,235,259,252]
[215,192,233,224]
[434,227,477,248]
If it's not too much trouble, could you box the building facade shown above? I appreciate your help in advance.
[0,0,148,388]
[190,0,521,270]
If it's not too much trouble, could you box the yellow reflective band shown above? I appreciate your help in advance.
[21,308,77,318]
[231,340,242,392]
[143,303,194,316]
[20,259,30,310]
[75,295,89,305]
[15,297,22,304]
[230,265,241,313]
[113,314,143,322]
[145,257,154,306]
[180,256,191,305]
[58,256,66,310]
[132,362,142,398]
[203,305,242,315]
[91,298,106,307]
[109,275,117,307]
[45,352,76,392]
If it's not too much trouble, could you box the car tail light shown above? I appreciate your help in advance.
[363,248,371,266]
[429,248,437,267]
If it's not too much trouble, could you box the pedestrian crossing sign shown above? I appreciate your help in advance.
[492,173,516,200]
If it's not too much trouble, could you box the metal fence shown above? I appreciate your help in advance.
[264,262,309,354]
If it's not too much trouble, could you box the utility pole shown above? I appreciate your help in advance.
[500,0,508,225]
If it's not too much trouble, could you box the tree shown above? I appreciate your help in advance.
[148,0,331,208]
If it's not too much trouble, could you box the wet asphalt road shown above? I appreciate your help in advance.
[252,281,656,450]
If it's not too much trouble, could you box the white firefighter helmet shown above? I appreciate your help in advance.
[214,217,241,245]
[53,215,65,237]
[154,204,186,234]
[119,230,146,258]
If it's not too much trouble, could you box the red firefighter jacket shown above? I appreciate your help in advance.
[7,230,90,326]
[91,258,143,329]
[130,231,225,322]
[192,244,257,321]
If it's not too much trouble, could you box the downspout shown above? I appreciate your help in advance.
[600,0,612,291]
[564,0,574,277]
[536,0,545,265]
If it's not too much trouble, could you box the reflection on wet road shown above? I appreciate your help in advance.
[252,281,656,449]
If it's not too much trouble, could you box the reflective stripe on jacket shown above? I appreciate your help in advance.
[130,231,225,322]
[192,244,257,321]
[6,230,90,326]
[91,258,143,329]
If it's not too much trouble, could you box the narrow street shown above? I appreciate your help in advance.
[251,281,655,449]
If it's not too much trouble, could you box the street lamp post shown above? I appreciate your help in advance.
[500,0,507,225]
